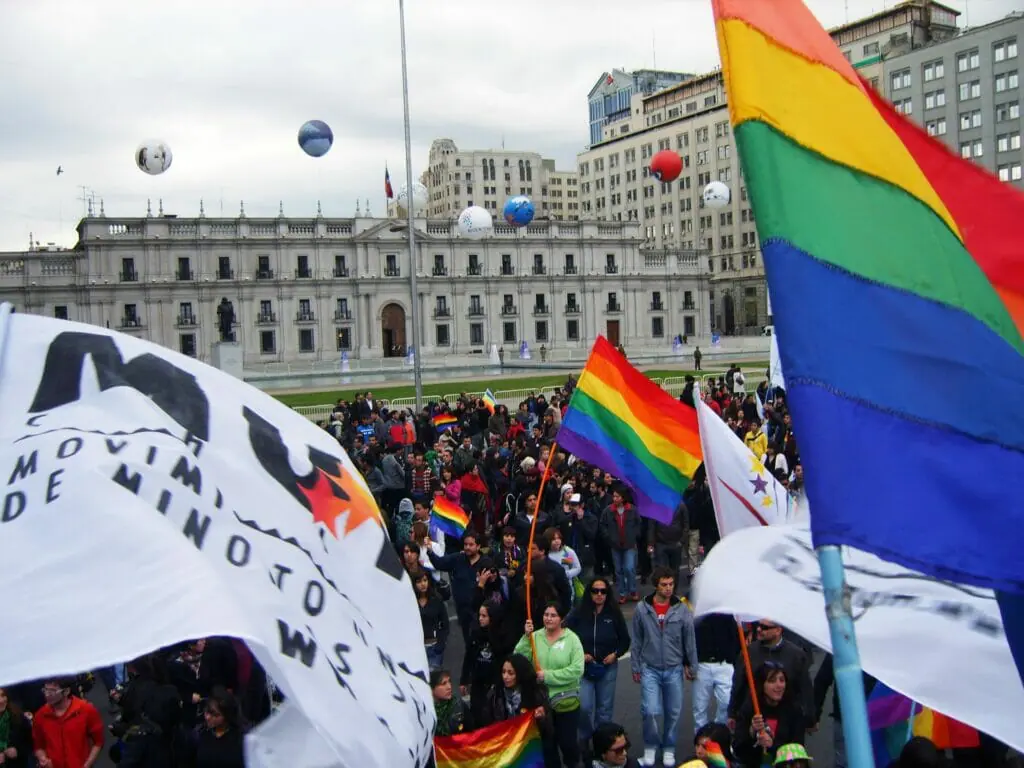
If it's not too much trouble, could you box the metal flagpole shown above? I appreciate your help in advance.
[817,546,876,768]
[398,0,424,411]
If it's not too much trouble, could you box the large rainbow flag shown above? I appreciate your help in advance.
[868,683,979,764]
[556,336,702,523]
[434,712,544,768]
[711,0,1024,594]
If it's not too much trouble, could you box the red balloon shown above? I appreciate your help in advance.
[650,150,683,182]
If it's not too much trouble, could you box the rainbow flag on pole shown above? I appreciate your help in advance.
[431,496,470,538]
[711,0,1024,593]
[434,712,544,768]
[556,336,702,523]
[482,389,497,415]
[432,413,458,433]
[868,683,979,764]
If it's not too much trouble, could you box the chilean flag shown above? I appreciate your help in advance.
[385,167,394,199]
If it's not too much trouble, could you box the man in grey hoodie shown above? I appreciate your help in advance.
[380,443,407,515]
[630,566,698,768]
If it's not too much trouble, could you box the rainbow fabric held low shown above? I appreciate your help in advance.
[703,740,729,767]
[434,712,544,768]
[556,336,702,523]
[868,682,979,764]
[712,0,1024,593]
[433,413,458,433]
[431,496,470,538]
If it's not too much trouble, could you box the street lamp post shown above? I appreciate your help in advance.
[398,0,424,411]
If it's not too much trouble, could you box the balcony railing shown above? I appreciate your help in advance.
[432,266,448,276]
[500,305,517,316]
[334,310,352,322]
[295,267,312,279]
[120,317,143,329]
[120,271,138,282]
[333,266,350,277]
[433,307,451,318]
[606,304,622,313]
[605,264,619,274]
[176,315,197,327]
[532,305,550,316]
[682,301,696,310]
[256,313,277,324]
[564,304,580,314]
[501,266,515,276]
[384,267,401,277]
[564,265,577,275]
[650,302,664,311]
[532,265,546,275]
[176,269,193,281]
[296,311,316,322]
[217,269,234,280]
[467,307,485,317]
[467,265,482,276]
[256,269,274,280]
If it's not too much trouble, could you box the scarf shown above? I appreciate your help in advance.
[434,698,456,737]
[0,708,10,751]
[503,687,522,717]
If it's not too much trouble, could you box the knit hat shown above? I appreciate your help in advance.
[679,761,708,768]
[774,743,812,764]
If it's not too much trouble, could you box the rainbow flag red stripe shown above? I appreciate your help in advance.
[432,413,458,432]
[431,496,470,538]
[434,712,543,768]
[703,740,728,767]
[482,389,497,415]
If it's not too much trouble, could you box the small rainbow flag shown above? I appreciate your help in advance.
[434,712,543,768]
[433,412,458,432]
[482,389,497,415]
[703,740,729,767]
[431,495,470,538]
[867,682,978,765]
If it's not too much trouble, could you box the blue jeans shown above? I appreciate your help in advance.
[611,548,637,596]
[640,665,683,751]
[579,663,618,742]
[425,643,445,671]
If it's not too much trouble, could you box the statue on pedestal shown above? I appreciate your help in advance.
[216,298,236,342]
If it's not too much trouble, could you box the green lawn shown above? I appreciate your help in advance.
[274,361,769,408]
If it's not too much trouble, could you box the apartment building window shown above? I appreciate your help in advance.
[651,317,664,338]
[696,149,709,165]
[997,101,1021,122]
[719,211,733,226]
[435,325,450,346]
[651,291,663,311]
[433,254,447,276]
[334,254,348,277]
[179,334,197,357]
[178,301,196,326]
[998,163,1023,182]
[716,145,730,161]
[960,110,983,130]
[468,295,484,316]
[959,80,981,101]
[564,253,576,274]
[566,292,579,312]
[923,59,945,81]
[864,42,880,57]
[502,294,516,314]
[566,319,579,341]
[535,321,548,343]
[256,255,273,280]
[336,327,352,351]
[177,257,192,281]
[683,290,695,310]
[927,117,948,136]
[924,90,946,109]
[960,140,984,159]
[532,253,545,275]
[503,322,516,343]
[469,323,484,345]
[890,69,911,91]
[335,298,350,320]
[998,133,1022,152]
[54,305,68,320]
[534,294,548,314]
[298,298,314,321]
[607,292,620,312]
[994,39,1018,63]
[995,71,1019,93]
[684,316,696,337]
[468,253,481,275]
[501,254,514,275]
[298,329,315,353]
[957,49,980,72]
[258,300,275,323]
[122,303,140,327]
[605,254,618,274]
[217,256,232,280]
[260,331,276,354]
[894,98,913,115]
[434,296,449,317]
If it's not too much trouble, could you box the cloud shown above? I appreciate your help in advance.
[0,0,1014,250]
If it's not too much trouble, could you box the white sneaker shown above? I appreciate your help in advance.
[640,747,657,766]
[662,749,676,766]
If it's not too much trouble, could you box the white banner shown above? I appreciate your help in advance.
[0,311,433,768]
[693,524,1024,752]
[769,333,786,391]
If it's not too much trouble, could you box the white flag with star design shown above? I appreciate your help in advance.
[696,397,795,537]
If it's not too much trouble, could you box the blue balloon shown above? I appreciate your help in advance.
[502,195,535,227]
[298,120,334,158]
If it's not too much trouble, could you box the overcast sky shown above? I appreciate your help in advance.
[0,0,1016,251]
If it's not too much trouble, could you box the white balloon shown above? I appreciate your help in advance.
[395,182,428,214]
[702,180,731,208]
[456,206,493,239]
[136,141,173,176]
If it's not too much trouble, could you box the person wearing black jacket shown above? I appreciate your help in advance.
[0,687,32,768]
[560,494,598,576]
[727,620,815,729]
[428,531,493,647]
[460,601,516,724]
[566,576,631,752]
[693,613,741,730]
[647,504,687,590]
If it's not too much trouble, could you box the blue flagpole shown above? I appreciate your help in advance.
[817,545,876,768]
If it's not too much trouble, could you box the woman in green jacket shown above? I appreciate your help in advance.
[515,601,585,768]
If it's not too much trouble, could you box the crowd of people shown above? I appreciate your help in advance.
[1,372,1016,768]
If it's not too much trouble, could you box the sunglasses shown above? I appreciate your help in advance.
[608,740,631,755]
[757,624,779,632]
[590,587,608,595]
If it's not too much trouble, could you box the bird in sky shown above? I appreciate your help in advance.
[56,166,63,176]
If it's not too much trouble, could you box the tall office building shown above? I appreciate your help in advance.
[577,0,984,335]
[421,139,580,221]
[587,69,693,147]
[883,10,1022,187]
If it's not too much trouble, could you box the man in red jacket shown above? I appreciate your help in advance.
[33,677,104,768]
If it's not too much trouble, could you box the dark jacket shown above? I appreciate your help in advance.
[480,685,552,739]
[0,710,32,768]
[599,504,640,551]
[428,551,493,611]
[728,638,814,722]
[559,510,598,567]
[733,696,806,768]
[647,505,686,548]
[695,613,741,665]
[566,605,631,663]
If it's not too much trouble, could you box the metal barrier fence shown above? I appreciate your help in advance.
[290,369,744,422]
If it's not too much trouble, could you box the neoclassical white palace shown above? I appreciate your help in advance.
[0,209,711,367]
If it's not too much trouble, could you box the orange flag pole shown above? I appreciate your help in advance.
[524,442,558,668]
[736,619,762,718]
